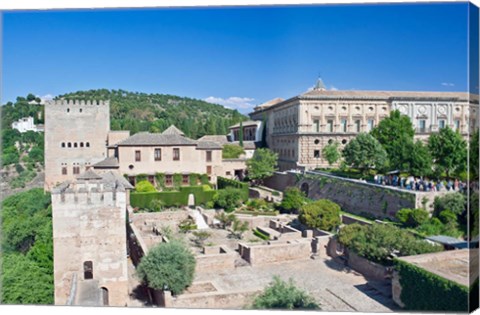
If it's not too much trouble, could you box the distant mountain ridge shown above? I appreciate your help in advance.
[58,89,248,139]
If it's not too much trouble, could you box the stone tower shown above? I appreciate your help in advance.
[45,99,110,190]
[51,170,133,306]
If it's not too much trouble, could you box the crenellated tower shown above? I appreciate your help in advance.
[45,99,110,190]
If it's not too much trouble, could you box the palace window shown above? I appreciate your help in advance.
[327,120,334,132]
[135,150,141,162]
[182,175,189,185]
[341,119,347,132]
[61,142,65,148]
[68,142,72,148]
[438,119,446,129]
[454,120,461,131]
[62,167,67,175]
[206,151,212,162]
[73,166,80,175]
[207,166,212,175]
[86,142,90,147]
[418,120,426,133]
[74,142,78,148]
[367,119,374,132]
[355,120,361,132]
[314,150,320,158]
[154,148,162,161]
[173,148,180,161]
[80,142,84,147]
[313,119,320,132]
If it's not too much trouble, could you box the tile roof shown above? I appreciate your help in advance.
[76,169,103,180]
[196,140,223,149]
[197,135,229,144]
[161,125,185,136]
[301,89,470,101]
[92,156,119,168]
[116,132,197,146]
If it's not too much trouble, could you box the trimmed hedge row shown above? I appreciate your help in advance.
[217,177,248,191]
[253,228,270,240]
[131,185,216,209]
[395,258,469,311]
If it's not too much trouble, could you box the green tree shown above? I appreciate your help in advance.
[298,199,341,232]
[433,193,466,216]
[428,127,467,177]
[136,241,196,295]
[396,208,429,228]
[251,276,320,310]
[342,133,388,175]
[470,130,479,180]
[322,141,341,165]
[26,93,36,102]
[406,140,433,177]
[280,187,307,212]
[246,148,278,184]
[135,180,156,193]
[213,187,245,212]
[191,231,211,247]
[222,144,245,159]
[370,110,415,171]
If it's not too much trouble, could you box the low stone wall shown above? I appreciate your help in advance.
[347,252,391,281]
[195,246,236,274]
[163,289,260,309]
[235,214,286,229]
[238,239,312,266]
[131,210,190,231]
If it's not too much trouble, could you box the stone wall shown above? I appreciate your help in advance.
[263,171,445,220]
[195,246,236,274]
[238,239,312,266]
[347,252,391,281]
[162,289,260,309]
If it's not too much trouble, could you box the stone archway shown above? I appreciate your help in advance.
[300,182,309,197]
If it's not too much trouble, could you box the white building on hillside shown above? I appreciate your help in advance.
[11,116,44,133]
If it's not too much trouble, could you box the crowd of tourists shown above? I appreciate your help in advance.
[373,174,467,193]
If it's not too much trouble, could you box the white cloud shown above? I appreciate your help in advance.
[441,82,455,87]
[329,86,338,91]
[39,94,54,102]
[204,96,255,112]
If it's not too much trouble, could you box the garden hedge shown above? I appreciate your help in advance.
[130,185,216,209]
[395,258,469,311]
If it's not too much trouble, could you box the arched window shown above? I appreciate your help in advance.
[67,108,70,113]
[79,108,83,113]
[68,142,72,148]
[74,142,78,148]
[86,142,90,147]
[61,142,65,148]
[80,142,84,147]
[83,261,93,280]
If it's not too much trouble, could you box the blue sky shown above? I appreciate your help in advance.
[0,2,473,113]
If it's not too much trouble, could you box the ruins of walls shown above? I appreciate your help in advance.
[156,285,260,309]
[264,171,444,220]
[195,246,237,274]
[238,239,312,266]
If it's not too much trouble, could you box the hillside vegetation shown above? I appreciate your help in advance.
[0,188,54,304]
[58,89,247,138]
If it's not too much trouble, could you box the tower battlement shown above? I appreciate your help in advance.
[47,99,110,106]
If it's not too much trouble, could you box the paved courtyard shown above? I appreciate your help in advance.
[192,257,398,312]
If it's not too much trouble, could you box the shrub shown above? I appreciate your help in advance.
[298,199,341,232]
[222,144,245,159]
[433,193,466,216]
[280,187,307,212]
[251,276,320,310]
[213,187,246,212]
[338,223,442,265]
[136,241,196,295]
[178,218,197,233]
[135,180,156,193]
[397,208,429,228]
[253,228,270,240]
